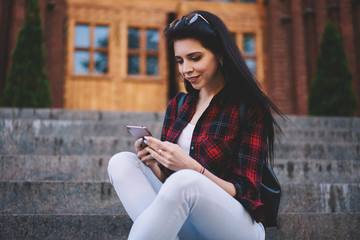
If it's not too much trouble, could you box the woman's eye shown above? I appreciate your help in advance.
[176,60,183,64]
[191,56,201,61]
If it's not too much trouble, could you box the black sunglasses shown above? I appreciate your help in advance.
[169,13,210,29]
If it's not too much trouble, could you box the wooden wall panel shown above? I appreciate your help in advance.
[64,0,265,111]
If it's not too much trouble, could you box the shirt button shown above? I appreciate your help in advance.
[190,146,194,150]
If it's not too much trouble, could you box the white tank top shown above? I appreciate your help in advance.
[177,123,195,154]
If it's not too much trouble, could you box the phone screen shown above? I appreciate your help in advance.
[126,125,152,139]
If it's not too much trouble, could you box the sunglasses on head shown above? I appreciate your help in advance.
[169,13,210,29]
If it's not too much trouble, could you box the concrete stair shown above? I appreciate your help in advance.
[1,108,359,239]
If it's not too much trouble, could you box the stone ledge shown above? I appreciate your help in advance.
[1,108,359,128]
[1,118,359,142]
[0,213,359,240]
[0,214,131,240]
[2,155,359,183]
[0,108,165,121]
[1,135,359,159]
[1,181,359,214]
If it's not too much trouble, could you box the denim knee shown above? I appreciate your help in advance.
[108,151,139,184]
[159,169,204,201]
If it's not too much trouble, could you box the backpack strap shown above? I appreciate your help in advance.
[177,93,187,116]
[239,101,247,131]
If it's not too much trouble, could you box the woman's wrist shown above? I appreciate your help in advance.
[199,165,205,174]
[187,157,205,174]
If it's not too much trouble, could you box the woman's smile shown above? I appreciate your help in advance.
[186,75,201,83]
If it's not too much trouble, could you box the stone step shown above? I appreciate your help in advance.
[1,181,359,214]
[2,108,359,129]
[1,118,359,143]
[273,142,360,160]
[0,155,110,182]
[0,136,132,156]
[0,214,131,240]
[0,181,123,215]
[269,212,360,240]
[1,155,360,183]
[276,128,360,143]
[274,158,360,184]
[0,213,359,240]
[0,119,163,138]
[0,108,165,121]
[278,115,360,129]
[1,135,359,159]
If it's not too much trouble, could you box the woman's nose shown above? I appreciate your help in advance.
[181,61,193,74]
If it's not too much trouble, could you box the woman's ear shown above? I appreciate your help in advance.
[218,56,223,67]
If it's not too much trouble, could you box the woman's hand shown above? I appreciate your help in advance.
[143,136,201,172]
[134,138,157,166]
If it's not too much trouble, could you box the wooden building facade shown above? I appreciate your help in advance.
[1,0,359,114]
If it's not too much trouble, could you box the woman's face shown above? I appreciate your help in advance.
[174,38,224,93]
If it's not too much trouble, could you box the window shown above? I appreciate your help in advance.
[74,24,109,74]
[232,32,256,74]
[128,27,159,76]
[243,34,256,74]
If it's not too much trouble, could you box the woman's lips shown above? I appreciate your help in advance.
[186,75,200,83]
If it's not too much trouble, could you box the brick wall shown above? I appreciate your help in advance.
[265,0,360,115]
[39,0,66,108]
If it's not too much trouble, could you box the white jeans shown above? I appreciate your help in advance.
[108,152,265,240]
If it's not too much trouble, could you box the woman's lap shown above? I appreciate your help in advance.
[108,152,265,240]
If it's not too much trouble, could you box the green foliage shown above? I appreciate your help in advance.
[1,0,52,108]
[308,21,357,116]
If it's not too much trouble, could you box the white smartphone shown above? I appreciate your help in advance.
[126,125,152,139]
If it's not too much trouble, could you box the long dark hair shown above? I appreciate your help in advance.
[164,10,284,165]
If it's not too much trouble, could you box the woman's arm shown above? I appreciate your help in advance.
[230,105,267,203]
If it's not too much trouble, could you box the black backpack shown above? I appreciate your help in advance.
[177,93,281,228]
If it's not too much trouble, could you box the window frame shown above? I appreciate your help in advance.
[242,33,256,75]
[126,25,161,81]
[232,31,257,75]
[73,22,110,76]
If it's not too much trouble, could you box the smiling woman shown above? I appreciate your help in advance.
[108,10,284,240]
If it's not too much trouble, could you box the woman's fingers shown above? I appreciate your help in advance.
[134,137,144,151]
[146,146,160,159]
[144,136,163,152]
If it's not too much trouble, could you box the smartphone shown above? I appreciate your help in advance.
[126,125,152,139]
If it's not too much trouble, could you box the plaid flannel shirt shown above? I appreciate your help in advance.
[159,89,267,223]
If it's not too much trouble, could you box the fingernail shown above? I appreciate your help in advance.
[144,136,149,140]
[146,148,150,152]
[144,139,148,145]
[138,138,143,143]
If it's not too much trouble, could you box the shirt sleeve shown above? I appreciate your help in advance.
[229,104,267,220]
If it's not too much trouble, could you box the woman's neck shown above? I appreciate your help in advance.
[198,77,225,102]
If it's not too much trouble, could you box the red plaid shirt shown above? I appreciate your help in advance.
[159,89,266,223]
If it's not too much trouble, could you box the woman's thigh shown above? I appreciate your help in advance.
[165,170,265,240]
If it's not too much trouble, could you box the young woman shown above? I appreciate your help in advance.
[108,10,282,240]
